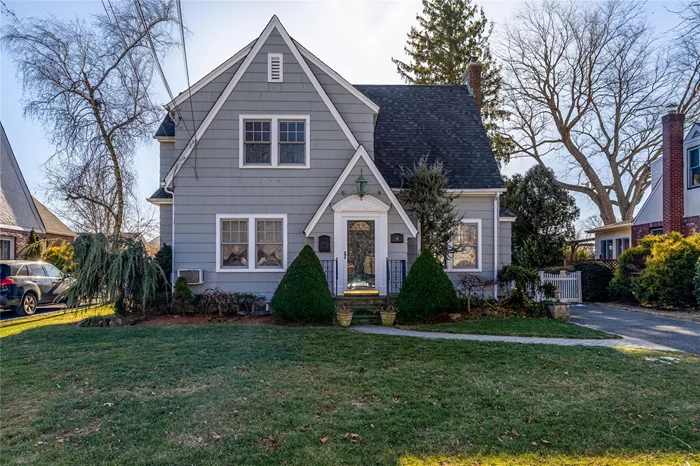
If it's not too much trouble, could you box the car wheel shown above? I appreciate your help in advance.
[15,292,38,317]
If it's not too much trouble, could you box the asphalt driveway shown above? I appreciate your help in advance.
[571,304,700,355]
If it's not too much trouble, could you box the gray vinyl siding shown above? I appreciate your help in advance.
[310,156,412,263]
[160,205,172,247]
[308,62,375,159]
[169,30,377,297]
[159,141,175,181]
[498,221,512,268]
[447,195,496,281]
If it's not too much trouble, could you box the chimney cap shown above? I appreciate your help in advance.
[666,103,678,114]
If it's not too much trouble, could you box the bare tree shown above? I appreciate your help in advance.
[1,0,178,235]
[501,0,700,225]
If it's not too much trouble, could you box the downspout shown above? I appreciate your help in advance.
[493,193,499,299]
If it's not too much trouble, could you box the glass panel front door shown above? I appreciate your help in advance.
[346,220,375,290]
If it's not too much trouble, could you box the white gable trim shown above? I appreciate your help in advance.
[295,41,380,114]
[166,40,254,110]
[685,123,700,144]
[304,145,417,237]
[164,16,359,188]
[332,194,390,212]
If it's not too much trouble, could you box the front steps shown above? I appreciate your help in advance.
[335,296,390,324]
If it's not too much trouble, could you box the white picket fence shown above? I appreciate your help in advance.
[538,271,582,303]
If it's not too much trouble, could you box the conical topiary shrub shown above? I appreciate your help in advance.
[271,245,334,323]
[396,249,458,322]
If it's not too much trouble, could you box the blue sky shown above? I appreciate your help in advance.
[0,0,686,228]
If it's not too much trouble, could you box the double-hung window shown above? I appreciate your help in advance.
[239,115,309,168]
[217,214,287,272]
[244,120,271,165]
[451,220,481,270]
[600,239,613,259]
[615,238,630,258]
[690,146,700,188]
[0,237,13,260]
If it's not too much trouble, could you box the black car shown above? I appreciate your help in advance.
[0,261,72,316]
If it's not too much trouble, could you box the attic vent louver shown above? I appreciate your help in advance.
[268,53,283,82]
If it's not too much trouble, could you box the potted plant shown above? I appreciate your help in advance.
[335,303,353,327]
[380,302,398,326]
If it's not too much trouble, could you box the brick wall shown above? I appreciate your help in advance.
[662,111,686,233]
[682,215,700,235]
[0,228,73,259]
[631,222,663,246]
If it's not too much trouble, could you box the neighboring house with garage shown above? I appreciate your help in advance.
[0,122,75,260]
[147,16,512,299]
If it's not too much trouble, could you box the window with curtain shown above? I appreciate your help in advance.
[453,222,479,269]
[256,220,283,268]
[221,219,248,267]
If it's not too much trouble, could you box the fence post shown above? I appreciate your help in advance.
[576,271,582,303]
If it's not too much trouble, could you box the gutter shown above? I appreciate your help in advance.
[493,193,500,299]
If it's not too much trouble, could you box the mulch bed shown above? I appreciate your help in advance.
[143,314,278,326]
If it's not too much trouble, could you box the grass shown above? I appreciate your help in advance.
[400,318,619,339]
[0,305,114,339]
[1,322,698,465]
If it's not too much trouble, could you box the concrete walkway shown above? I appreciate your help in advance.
[351,325,678,351]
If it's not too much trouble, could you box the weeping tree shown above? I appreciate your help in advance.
[64,234,165,315]
[401,155,463,263]
[1,0,178,235]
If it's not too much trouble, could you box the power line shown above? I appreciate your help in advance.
[176,0,198,176]
[133,0,198,178]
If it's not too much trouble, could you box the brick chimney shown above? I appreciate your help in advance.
[466,58,482,111]
[662,108,686,234]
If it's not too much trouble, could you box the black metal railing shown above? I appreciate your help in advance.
[321,259,338,296]
[387,259,406,295]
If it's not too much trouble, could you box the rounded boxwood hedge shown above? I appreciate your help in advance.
[270,245,334,323]
[573,261,613,302]
[396,249,458,322]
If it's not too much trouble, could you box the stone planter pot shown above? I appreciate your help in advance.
[380,311,396,326]
[548,302,571,321]
[337,313,353,327]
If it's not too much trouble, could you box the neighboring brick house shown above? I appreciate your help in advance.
[632,111,700,243]
[0,122,75,260]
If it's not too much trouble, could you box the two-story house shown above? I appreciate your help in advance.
[632,110,700,243]
[147,16,512,299]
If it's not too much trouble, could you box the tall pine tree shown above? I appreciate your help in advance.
[392,0,510,160]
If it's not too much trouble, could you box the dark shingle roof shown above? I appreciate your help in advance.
[354,85,504,190]
[155,115,175,138]
[499,207,516,218]
[148,187,172,199]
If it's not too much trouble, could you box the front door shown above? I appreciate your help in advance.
[346,220,375,291]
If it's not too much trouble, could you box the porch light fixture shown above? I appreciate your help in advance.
[355,169,368,200]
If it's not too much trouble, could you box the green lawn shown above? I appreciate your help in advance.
[0,306,113,339]
[401,318,618,339]
[1,323,698,465]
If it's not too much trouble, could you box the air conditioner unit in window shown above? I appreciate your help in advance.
[177,269,203,285]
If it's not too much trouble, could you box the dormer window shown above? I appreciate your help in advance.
[689,146,700,188]
[268,53,283,82]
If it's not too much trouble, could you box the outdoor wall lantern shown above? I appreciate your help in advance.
[355,169,368,200]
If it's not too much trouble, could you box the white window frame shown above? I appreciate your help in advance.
[447,219,482,272]
[0,236,14,260]
[268,53,283,83]
[689,145,700,188]
[239,115,310,169]
[215,214,288,272]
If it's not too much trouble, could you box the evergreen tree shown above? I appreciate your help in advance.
[400,155,462,263]
[25,228,42,259]
[392,0,510,160]
[500,166,580,268]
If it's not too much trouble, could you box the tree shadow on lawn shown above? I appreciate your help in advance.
[0,324,698,465]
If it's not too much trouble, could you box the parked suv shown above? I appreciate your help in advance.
[0,261,73,316]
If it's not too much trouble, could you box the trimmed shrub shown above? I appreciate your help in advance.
[173,276,195,314]
[270,245,334,323]
[574,261,613,301]
[694,257,700,307]
[396,249,458,322]
[609,245,649,303]
[633,233,700,308]
[42,243,75,274]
